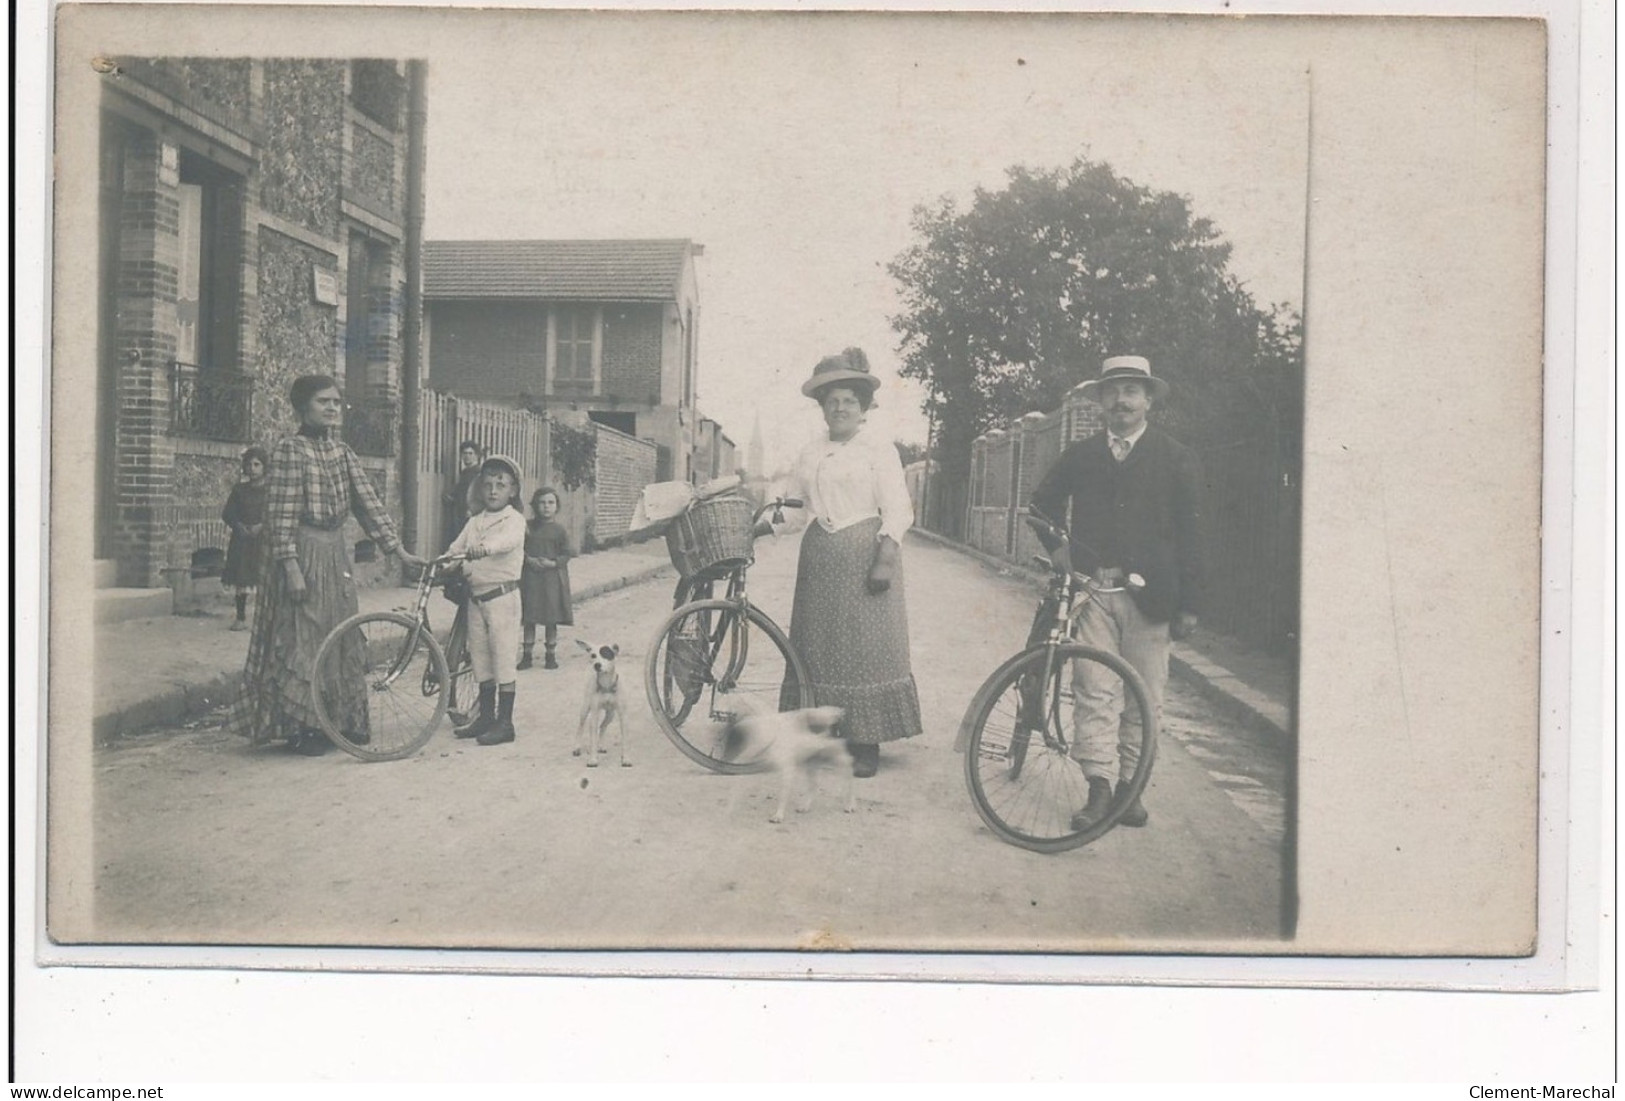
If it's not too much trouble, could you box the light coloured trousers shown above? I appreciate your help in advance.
[468,589,521,684]
[1070,590,1170,785]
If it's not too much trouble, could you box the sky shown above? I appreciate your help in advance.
[423,11,1309,473]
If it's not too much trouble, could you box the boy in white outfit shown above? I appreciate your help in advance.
[447,455,528,746]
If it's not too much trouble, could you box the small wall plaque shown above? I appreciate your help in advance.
[312,267,340,306]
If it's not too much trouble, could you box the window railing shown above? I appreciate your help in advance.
[169,361,254,442]
[344,394,399,457]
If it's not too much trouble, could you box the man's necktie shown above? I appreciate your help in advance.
[1111,436,1132,462]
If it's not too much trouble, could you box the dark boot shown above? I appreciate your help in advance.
[543,645,558,670]
[1070,777,1114,830]
[456,682,497,740]
[1115,781,1149,828]
[291,727,332,756]
[516,646,533,671]
[478,689,516,745]
[849,741,879,778]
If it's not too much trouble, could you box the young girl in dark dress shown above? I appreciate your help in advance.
[519,486,574,670]
[220,446,270,631]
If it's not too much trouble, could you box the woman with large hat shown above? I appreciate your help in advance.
[776,347,922,776]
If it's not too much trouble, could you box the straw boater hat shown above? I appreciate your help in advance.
[1078,355,1170,404]
[467,453,524,512]
[801,347,881,401]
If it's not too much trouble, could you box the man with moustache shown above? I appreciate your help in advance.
[1027,355,1204,830]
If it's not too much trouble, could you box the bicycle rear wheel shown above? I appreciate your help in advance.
[961,643,1158,852]
[645,598,811,773]
[313,611,448,761]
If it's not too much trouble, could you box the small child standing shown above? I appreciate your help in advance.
[519,486,575,670]
[220,446,270,631]
[446,455,528,746]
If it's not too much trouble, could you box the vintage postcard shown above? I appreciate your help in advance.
[40,4,1554,984]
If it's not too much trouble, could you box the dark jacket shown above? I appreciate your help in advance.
[442,465,483,550]
[1029,426,1204,623]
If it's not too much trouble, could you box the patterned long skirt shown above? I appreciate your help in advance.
[780,518,922,744]
[227,525,368,745]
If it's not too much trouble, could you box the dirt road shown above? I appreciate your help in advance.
[87,534,1289,953]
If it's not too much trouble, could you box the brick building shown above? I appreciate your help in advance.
[423,239,706,482]
[94,58,427,597]
[693,416,739,483]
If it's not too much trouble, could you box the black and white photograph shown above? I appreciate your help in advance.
[24,0,1601,1082]
[57,11,1326,955]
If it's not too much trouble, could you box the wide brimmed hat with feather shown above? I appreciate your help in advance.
[801,347,881,401]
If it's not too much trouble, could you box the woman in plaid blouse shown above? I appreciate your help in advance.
[228,375,427,755]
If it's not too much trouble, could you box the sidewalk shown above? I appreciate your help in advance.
[92,539,676,745]
[907,527,1293,745]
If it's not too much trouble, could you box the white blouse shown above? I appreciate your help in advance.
[777,427,915,545]
[448,506,527,588]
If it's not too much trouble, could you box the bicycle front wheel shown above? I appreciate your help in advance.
[962,643,1158,852]
[313,611,448,761]
[645,598,811,773]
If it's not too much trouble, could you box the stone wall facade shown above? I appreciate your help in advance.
[98,58,419,589]
[258,60,345,239]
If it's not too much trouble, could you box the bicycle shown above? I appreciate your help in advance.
[426,574,475,728]
[643,495,811,772]
[958,510,1159,852]
[310,552,468,761]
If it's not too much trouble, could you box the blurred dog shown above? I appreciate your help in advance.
[715,703,851,823]
[574,640,630,768]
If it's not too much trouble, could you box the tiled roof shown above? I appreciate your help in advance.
[424,239,694,301]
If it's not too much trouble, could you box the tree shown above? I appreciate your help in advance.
[888,157,1301,536]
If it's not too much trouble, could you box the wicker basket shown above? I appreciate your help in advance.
[665,494,756,579]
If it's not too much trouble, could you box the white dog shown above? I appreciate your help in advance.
[574,640,630,768]
[714,703,852,823]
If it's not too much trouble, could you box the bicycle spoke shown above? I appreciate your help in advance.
[964,645,1153,851]
[314,613,445,761]
[647,599,808,773]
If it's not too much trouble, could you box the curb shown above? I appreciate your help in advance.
[574,560,674,603]
[1167,650,1293,748]
[907,527,1291,744]
[92,672,243,747]
[94,558,677,746]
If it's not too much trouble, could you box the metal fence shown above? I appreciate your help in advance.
[909,382,1297,653]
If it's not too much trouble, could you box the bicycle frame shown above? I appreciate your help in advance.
[656,498,801,722]
[1017,510,1137,756]
[671,497,799,692]
[370,554,461,693]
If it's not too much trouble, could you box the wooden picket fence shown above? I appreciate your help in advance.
[416,391,657,555]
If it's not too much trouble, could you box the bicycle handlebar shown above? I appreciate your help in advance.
[1030,553,1145,595]
[752,497,804,526]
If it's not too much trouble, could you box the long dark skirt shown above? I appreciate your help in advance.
[221,530,264,589]
[780,517,921,744]
[227,525,368,745]
[520,563,573,626]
